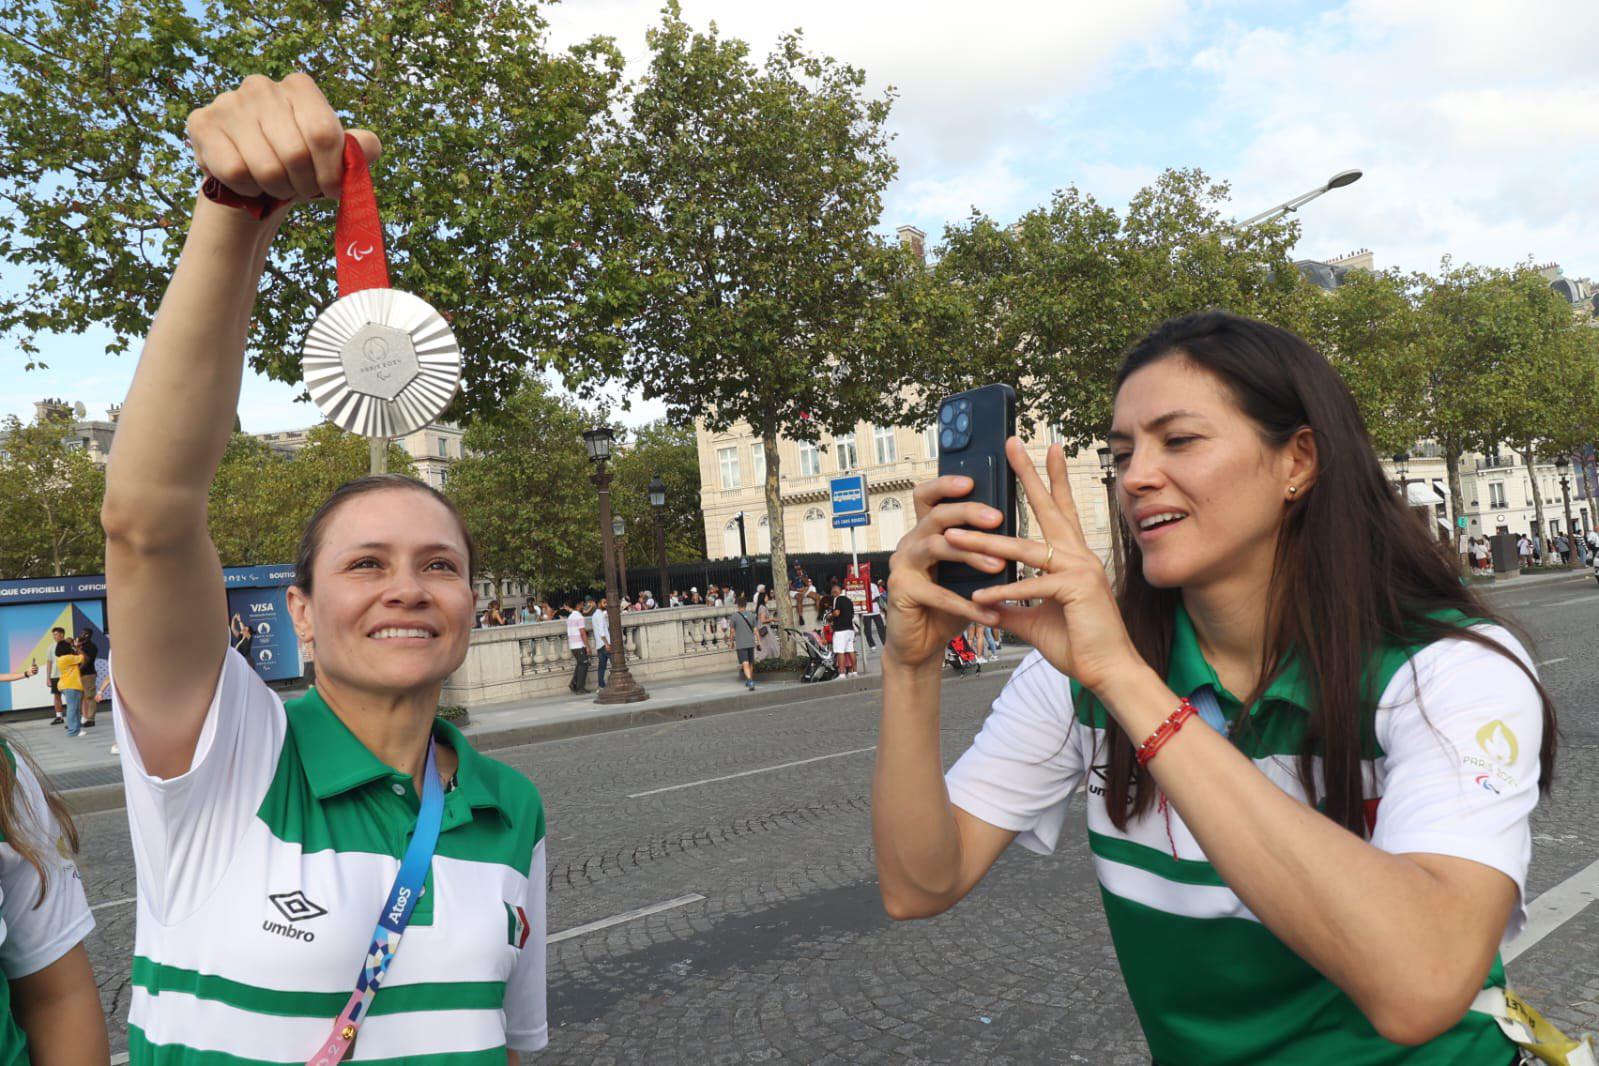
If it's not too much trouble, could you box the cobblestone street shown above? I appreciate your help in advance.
[77,572,1599,1061]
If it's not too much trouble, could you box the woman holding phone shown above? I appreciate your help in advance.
[103,73,546,1060]
[874,312,1554,1063]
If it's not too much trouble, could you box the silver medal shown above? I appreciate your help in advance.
[302,288,462,438]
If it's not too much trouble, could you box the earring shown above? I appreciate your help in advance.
[1287,486,1298,497]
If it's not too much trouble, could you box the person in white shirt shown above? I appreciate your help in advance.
[873,311,1556,1063]
[591,597,613,689]
[565,597,591,693]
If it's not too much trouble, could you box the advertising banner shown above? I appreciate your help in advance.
[226,585,300,683]
[0,599,108,713]
[845,562,872,615]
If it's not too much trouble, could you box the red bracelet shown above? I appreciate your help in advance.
[201,176,288,220]
[1136,697,1197,767]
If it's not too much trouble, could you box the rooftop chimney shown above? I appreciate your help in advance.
[896,225,926,263]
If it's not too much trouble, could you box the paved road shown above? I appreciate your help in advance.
[76,572,1599,1061]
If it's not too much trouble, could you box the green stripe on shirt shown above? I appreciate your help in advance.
[132,957,504,1017]
[127,1027,507,1066]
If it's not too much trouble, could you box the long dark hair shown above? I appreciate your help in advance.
[1100,311,1558,835]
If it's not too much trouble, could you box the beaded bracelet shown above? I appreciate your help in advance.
[1136,697,1197,768]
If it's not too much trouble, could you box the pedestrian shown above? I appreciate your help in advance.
[0,659,106,1055]
[1586,528,1599,566]
[566,594,591,692]
[862,578,885,648]
[875,311,1555,1063]
[755,588,780,661]
[1554,533,1569,565]
[54,640,85,738]
[730,593,759,690]
[829,579,857,678]
[102,74,547,1058]
[1531,532,1543,566]
[44,626,67,725]
[76,627,101,728]
[1517,532,1532,570]
[591,595,612,689]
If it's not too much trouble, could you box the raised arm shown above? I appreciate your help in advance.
[872,476,1017,919]
[101,74,378,778]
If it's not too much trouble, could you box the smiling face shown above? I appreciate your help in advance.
[285,487,475,697]
[1109,354,1316,593]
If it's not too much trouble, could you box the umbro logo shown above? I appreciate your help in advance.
[271,890,327,922]
[264,890,327,942]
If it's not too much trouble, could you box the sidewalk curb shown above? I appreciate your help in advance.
[60,655,1024,816]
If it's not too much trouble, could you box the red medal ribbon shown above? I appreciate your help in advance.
[201,134,389,296]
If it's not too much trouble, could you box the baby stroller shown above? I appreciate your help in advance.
[787,627,840,683]
[946,634,981,675]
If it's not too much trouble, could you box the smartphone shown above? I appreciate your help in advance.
[936,383,1018,598]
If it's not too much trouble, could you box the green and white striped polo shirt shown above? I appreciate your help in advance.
[0,743,95,1065]
[113,648,547,1062]
[947,602,1540,1065]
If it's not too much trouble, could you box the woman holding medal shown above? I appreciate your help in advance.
[103,73,546,1061]
[873,313,1556,1063]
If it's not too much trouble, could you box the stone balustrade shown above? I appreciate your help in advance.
[441,604,751,706]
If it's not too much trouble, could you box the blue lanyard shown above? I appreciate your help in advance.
[1189,685,1230,734]
[310,739,444,1064]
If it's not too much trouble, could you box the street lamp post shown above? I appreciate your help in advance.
[649,475,670,608]
[735,511,750,594]
[1393,451,1411,518]
[613,515,630,604]
[1237,169,1364,229]
[1556,456,1579,567]
[1096,446,1124,584]
[582,427,648,704]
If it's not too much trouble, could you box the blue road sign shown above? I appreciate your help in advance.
[830,474,868,517]
[833,512,871,529]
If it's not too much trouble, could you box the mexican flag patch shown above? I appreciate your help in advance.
[505,902,531,949]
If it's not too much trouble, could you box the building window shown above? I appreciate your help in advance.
[722,518,742,558]
[878,496,907,549]
[873,425,897,465]
[756,515,771,553]
[437,437,448,457]
[835,432,858,471]
[923,424,939,458]
[1489,482,1506,508]
[798,440,822,477]
[1050,424,1065,445]
[718,445,740,489]
[803,506,828,553]
[751,444,766,485]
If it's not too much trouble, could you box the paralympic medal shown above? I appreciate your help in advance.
[301,135,461,438]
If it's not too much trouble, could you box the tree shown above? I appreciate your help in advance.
[0,0,628,412]
[918,170,1306,445]
[288,422,413,505]
[208,434,299,567]
[445,375,598,596]
[611,419,707,573]
[0,414,105,577]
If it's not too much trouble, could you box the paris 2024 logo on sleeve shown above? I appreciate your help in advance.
[1465,719,1521,795]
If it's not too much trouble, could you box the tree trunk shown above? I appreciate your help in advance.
[761,425,798,659]
[1443,437,1469,576]
[1521,439,1549,559]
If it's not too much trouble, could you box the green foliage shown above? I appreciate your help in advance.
[445,374,599,593]
[605,6,908,650]
[0,415,105,577]
[918,169,1307,445]
[0,0,628,412]
[611,419,706,569]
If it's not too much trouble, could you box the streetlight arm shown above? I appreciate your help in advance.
[1236,184,1334,229]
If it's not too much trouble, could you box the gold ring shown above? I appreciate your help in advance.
[1044,544,1056,569]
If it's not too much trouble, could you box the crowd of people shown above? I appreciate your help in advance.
[1465,527,1599,574]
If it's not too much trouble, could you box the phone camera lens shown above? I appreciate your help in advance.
[955,412,970,432]
[940,405,954,425]
[940,428,955,450]
[956,399,970,412]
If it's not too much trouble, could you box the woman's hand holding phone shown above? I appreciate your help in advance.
[943,438,1145,695]
[881,476,1007,672]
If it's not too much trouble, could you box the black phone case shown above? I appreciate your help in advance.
[936,384,1018,598]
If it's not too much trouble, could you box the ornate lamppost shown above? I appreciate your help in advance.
[582,427,647,704]
[1393,451,1411,511]
[1556,455,1579,567]
[649,475,670,607]
[1096,445,1124,582]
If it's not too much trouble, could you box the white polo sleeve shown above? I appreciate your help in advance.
[111,646,287,924]
[1371,625,1543,941]
[0,755,94,978]
[504,836,549,1052]
[945,651,1089,855]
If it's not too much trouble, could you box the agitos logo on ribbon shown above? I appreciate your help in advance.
[299,135,462,440]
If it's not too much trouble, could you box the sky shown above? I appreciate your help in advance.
[5,0,1597,432]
